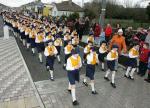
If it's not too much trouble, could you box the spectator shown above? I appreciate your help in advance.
[105,24,112,43]
[99,28,105,45]
[94,23,101,45]
[145,29,150,45]
[144,52,150,83]
[138,43,150,76]
[109,29,127,54]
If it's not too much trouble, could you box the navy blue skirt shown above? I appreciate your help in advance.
[67,70,80,85]
[56,46,61,55]
[127,58,137,68]
[98,52,107,62]
[26,34,30,43]
[46,55,55,70]
[30,38,36,48]
[20,32,26,39]
[86,64,95,80]
[107,60,115,71]
[36,43,45,53]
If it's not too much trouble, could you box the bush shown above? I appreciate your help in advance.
[68,12,79,21]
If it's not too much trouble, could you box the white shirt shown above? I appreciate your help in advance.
[64,45,73,55]
[87,53,99,65]
[44,46,58,57]
[99,46,107,54]
[66,56,82,71]
[106,50,118,61]
[84,45,91,54]
[129,48,139,58]
[35,34,45,43]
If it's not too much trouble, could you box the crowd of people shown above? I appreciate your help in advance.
[1,11,150,106]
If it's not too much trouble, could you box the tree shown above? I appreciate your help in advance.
[146,3,150,20]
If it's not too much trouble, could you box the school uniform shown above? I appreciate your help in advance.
[98,46,107,63]
[125,47,139,80]
[44,45,58,80]
[44,45,58,70]
[86,52,99,80]
[128,48,139,68]
[66,55,82,85]
[106,50,118,71]
[35,34,45,53]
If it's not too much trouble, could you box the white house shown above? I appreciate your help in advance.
[51,0,84,17]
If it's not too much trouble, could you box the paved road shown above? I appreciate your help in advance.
[0,37,40,108]
[35,69,150,108]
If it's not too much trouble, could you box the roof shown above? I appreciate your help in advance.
[55,1,83,12]
[22,1,44,7]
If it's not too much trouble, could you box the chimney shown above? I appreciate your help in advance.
[69,0,72,5]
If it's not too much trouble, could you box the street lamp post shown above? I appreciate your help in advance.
[100,0,106,28]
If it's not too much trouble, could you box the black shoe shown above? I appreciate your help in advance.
[40,62,43,64]
[72,100,79,106]
[129,76,134,80]
[67,89,71,94]
[101,69,105,72]
[50,77,54,81]
[144,79,150,83]
[83,82,88,87]
[124,74,129,78]
[92,91,98,95]
[110,82,116,88]
[63,65,66,70]
[104,77,110,81]
[58,61,61,64]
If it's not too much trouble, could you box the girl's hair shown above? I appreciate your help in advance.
[100,41,107,46]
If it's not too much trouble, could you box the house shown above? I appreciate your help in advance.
[51,0,84,17]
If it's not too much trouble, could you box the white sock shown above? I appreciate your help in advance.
[71,89,76,102]
[112,71,116,84]
[49,70,54,78]
[23,40,26,46]
[125,67,131,76]
[57,55,60,62]
[90,82,95,92]
[68,83,71,90]
[130,68,136,78]
[39,53,42,62]
[64,64,66,67]
[83,78,87,83]
[27,43,30,49]
[105,69,110,77]
[32,48,35,54]
[102,63,104,69]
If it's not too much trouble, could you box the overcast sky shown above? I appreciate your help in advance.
[0,0,149,7]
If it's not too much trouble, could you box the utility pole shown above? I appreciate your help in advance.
[100,0,106,28]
